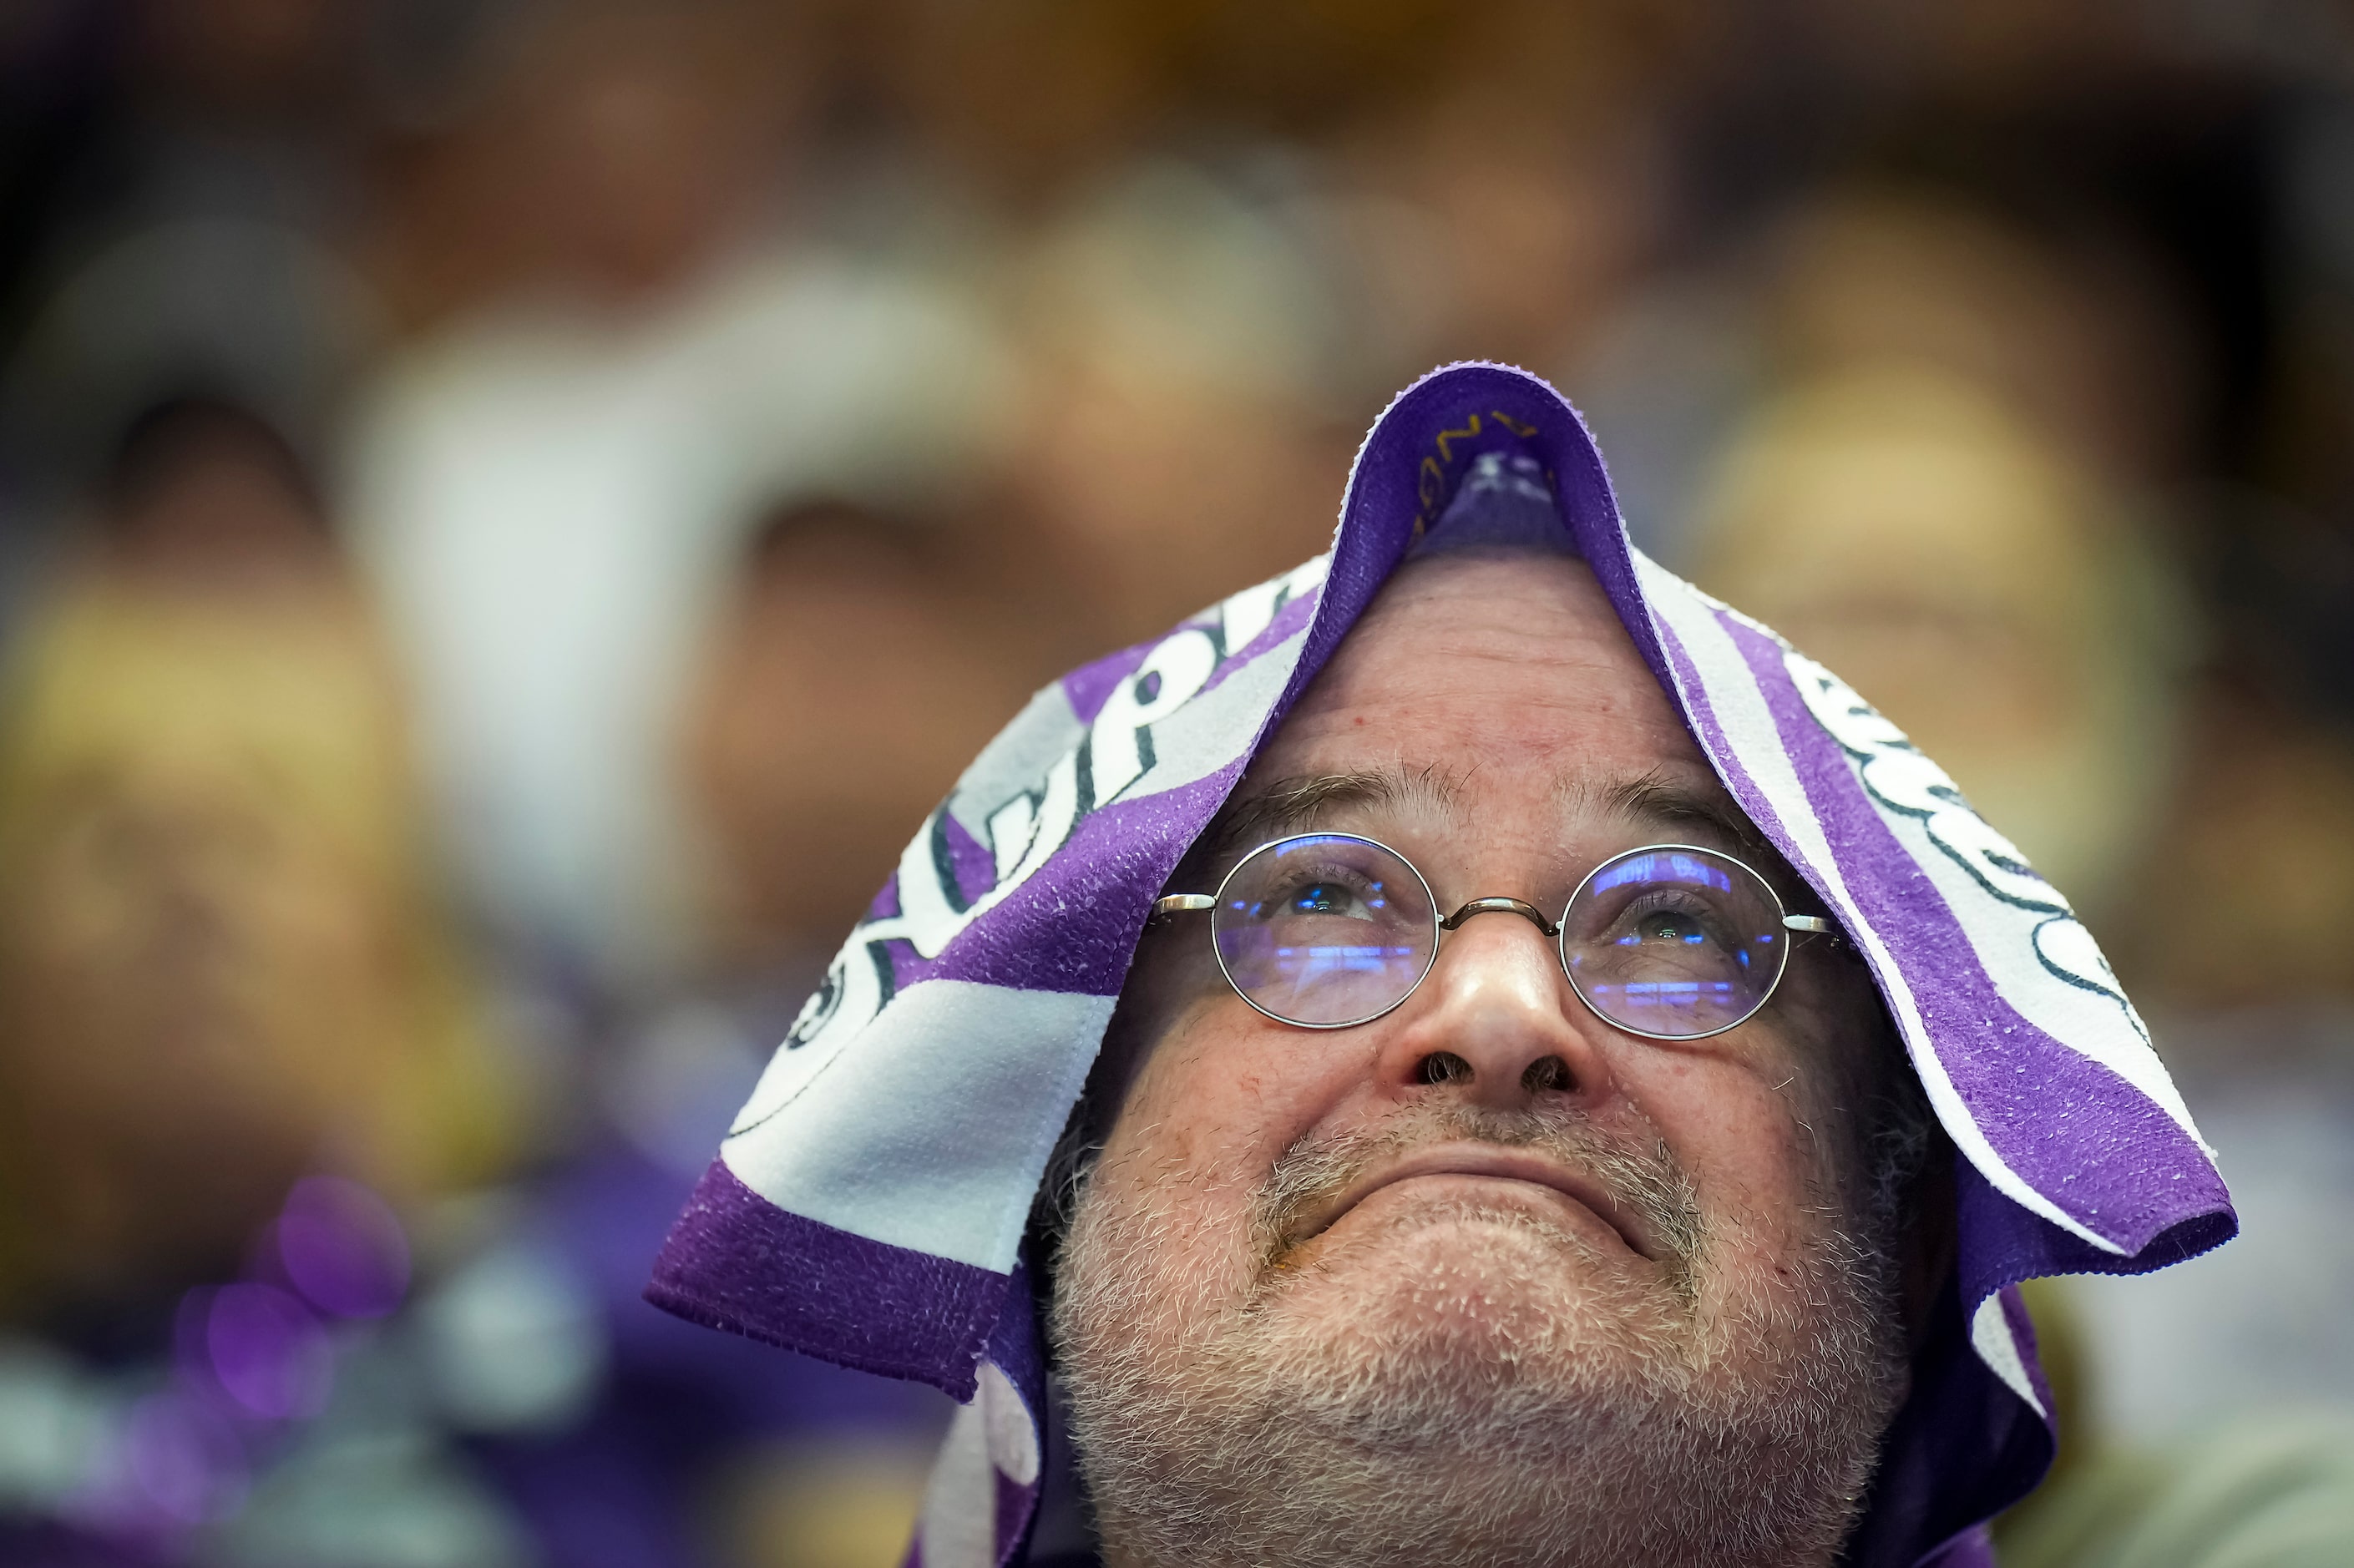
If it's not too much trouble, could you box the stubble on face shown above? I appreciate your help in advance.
[1051,1095,1906,1568]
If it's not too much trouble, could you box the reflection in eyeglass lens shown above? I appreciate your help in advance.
[1565,848,1784,1038]
[1214,836,1436,1027]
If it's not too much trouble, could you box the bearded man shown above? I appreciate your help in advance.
[651,363,2235,1567]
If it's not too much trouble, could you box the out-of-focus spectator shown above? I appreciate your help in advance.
[1689,362,2190,928]
[1317,17,1673,395]
[680,498,1044,984]
[1002,159,1347,648]
[0,0,384,515]
[2106,709,2354,1013]
[346,2,1016,991]
[361,0,807,333]
[1680,187,2354,1516]
[1573,187,2201,564]
[868,0,1182,220]
[1763,192,2198,488]
[0,397,518,1555]
[0,397,953,1566]
[0,400,510,1307]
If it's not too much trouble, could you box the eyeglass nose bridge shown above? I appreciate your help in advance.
[1435,896,1560,938]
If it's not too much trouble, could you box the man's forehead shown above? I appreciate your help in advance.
[1228,548,1733,833]
[1256,549,1698,766]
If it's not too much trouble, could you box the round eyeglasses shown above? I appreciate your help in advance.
[1150,834,1840,1039]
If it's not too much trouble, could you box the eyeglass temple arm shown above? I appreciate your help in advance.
[1783,913,1855,954]
[1152,893,1216,916]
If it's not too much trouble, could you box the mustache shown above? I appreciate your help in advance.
[1250,1100,1705,1291]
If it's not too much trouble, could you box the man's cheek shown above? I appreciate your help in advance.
[1128,1026,1304,1175]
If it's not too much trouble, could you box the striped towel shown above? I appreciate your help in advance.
[650,362,2234,1568]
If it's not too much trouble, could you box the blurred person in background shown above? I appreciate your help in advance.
[0,395,520,1560]
[1311,3,1677,398]
[1001,161,1349,650]
[0,0,384,630]
[1683,185,2354,1561]
[1688,361,2188,936]
[346,0,1016,995]
[601,491,1056,1284]
[681,496,1047,988]
[0,398,952,1567]
[0,397,506,1303]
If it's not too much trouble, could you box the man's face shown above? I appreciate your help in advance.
[1051,550,1914,1568]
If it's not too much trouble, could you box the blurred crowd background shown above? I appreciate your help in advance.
[0,1,2351,1564]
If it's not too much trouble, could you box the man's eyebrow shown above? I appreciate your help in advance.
[1188,766,1457,870]
[1573,768,1779,865]
[1177,765,1788,891]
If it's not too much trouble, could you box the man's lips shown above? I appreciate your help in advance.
[1296,1141,1658,1262]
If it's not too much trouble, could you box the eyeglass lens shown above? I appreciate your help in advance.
[1207,836,1790,1037]
[1212,834,1437,1027]
[1560,847,1786,1039]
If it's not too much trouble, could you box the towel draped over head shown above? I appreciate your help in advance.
[650,362,2235,1568]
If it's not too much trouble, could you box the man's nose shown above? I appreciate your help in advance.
[1375,905,1615,1110]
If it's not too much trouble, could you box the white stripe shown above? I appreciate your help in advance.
[946,681,1086,852]
[724,981,1116,1270]
[1971,1294,2047,1418]
[1111,620,1310,804]
[919,1384,1002,1568]
[979,1360,1040,1485]
[915,1362,1037,1568]
[1633,554,2122,1255]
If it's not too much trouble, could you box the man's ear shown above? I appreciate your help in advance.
[1901,1145,1959,1354]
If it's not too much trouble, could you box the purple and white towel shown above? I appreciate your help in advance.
[651,362,2235,1568]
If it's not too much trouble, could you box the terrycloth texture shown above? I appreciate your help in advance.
[649,362,2235,1567]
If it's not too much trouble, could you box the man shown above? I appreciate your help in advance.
[652,364,2234,1566]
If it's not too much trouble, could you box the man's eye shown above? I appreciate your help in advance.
[1286,881,1374,918]
[1610,902,1727,950]
[1633,911,1709,945]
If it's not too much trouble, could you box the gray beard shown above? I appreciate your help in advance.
[1048,1102,1908,1568]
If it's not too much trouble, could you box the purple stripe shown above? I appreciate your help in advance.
[1954,1151,2231,1298]
[1546,402,1673,693]
[1291,367,1623,706]
[939,812,998,909]
[985,1253,1048,1564]
[1919,1526,1997,1568]
[994,1469,1037,1565]
[986,1257,1047,1434]
[919,764,1246,995]
[1059,640,1155,726]
[646,1161,1008,1401]
[1841,1250,2051,1568]
[1199,587,1320,696]
[1717,615,2230,1252]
